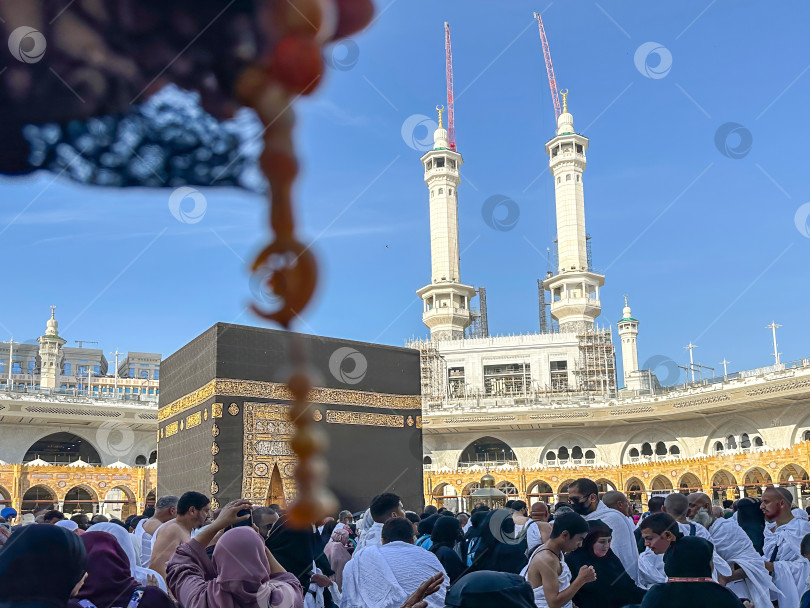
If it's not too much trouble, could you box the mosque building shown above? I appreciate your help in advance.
[0,309,159,519]
[413,95,810,512]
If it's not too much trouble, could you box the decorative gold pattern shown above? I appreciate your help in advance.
[180,420,184,430]
[254,463,269,477]
[165,422,179,437]
[229,402,240,416]
[241,402,297,504]
[186,411,202,430]
[204,409,208,421]
[210,461,219,475]
[211,480,219,495]
[211,442,219,456]
[416,416,422,429]
[210,497,220,510]
[159,378,421,421]
[407,416,414,427]
[313,409,323,422]
[211,424,220,438]
[326,410,403,427]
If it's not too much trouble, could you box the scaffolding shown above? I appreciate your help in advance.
[407,338,447,409]
[466,287,489,339]
[537,279,549,333]
[574,327,617,397]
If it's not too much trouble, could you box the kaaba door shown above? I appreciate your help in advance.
[266,464,287,508]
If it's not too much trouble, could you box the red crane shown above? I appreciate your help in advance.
[533,12,561,120]
[444,21,456,151]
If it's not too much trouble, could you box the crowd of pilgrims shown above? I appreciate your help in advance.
[3,479,810,608]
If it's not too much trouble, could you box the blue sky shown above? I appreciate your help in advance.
[1,1,809,384]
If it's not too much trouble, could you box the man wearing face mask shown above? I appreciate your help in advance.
[686,492,777,608]
[567,478,639,581]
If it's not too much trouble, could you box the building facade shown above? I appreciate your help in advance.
[414,94,810,510]
[0,309,159,518]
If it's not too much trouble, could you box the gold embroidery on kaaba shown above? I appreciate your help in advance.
[228,402,240,416]
[254,463,268,476]
[416,416,422,428]
[325,410,403,427]
[407,416,414,427]
[211,480,219,495]
[165,422,179,437]
[241,402,297,504]
[156,430,160,443]
[212,424,220,438]
[210,497,220,510]
[204,409,208,421]
[313,409,323,421]
[159,378,421,421]
[186,411,202,429]
[211,442,219,456]
[210,461,219,475]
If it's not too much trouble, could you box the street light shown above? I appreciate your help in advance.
[470,475,507,510]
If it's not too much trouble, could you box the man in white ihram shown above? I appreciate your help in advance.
[341,518,448,608]
[567,478,638,580]
[355,493,406,551]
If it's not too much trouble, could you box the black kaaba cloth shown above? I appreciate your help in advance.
[157,323,424,513]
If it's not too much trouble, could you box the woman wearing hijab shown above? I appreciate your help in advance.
[735,497,765,555]
[73,531,174,608]
[324,527,352,591]
[462,511,488,567]
[564,519,645,608]
[468,509,528,575]
[0,524,87,608]
[167,502,303,608]
[415,514,440,549]
[429,517,466,584]
[640,536,747,608]
[89,522,167,593]
[444,571,535,608]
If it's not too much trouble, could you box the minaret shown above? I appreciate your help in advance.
[617,296,640,387]
[416,106,475,340]
[543,91,605,333]
[37,306,66,389]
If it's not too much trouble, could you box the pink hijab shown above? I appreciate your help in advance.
[323,527,351,590]
[209,527,302,608]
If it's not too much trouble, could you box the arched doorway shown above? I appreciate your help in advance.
[431,483,458,511]
[778,464,810,504]
[458,437,517,467]
[423,456,433,469]
[527,480,553,505]
[104,487,136,520]
[742,467,772,497]
[462,482,481,512]
[24,433,102,465]
[557,479,575,504]
[595,479,616,495]
[497,481,519,499]
[678,473,702,495]
[625,477,645,507]
[64,486,98,515]
[650,475,673,495]
[265,464,286,508]
[0,485,11,507]
[21,485,56,512]
[145,489,156,509]
[711,470,737,503]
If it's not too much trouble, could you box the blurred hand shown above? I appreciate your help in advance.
[146,573,160,587]
[215,499,252,528]
[578,565,597,583]
[400,572,444,608]
[310,573,331,588]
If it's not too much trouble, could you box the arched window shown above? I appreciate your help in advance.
[566,174,571,181]
[149,451,157,464]
[135,455,147,466]
[629,448,639,458]
[545,451,556,461]
[754,436,764,447]
[438,188,444,195]
[458,437,517,467]
[585,450,595,460]
[641,442,652,457]
[571,446,583,460]
[449,188,453,195]
[740,433,751,449]
[726,435,737,450]
[655,441,667,456]
[669,445,680,456]
[558,446,570,461]
[714,441,724,453]
[804,430,810,442]
[24,433,102,465]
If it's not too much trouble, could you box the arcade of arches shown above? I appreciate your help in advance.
[0,463,156,518]
[425,441,810,512]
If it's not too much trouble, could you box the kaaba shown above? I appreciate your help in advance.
[157,323,424,513]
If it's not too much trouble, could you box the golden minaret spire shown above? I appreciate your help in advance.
[436,104,444,129]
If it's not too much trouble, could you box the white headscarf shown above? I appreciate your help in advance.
[55,519,78,531]
[89,522,167,592]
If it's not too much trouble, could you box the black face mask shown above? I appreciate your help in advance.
[568,500,590,516]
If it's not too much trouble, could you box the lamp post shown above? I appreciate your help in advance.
[470,474,507,510]
[766,322,781,366]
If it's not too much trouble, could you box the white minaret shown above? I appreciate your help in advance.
[543,91,605,333]
[416,106,475,341]
[617,296,640,387]
[37,306,66,389]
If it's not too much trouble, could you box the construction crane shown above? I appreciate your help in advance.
[75,340,98,348]
[533,12,561,120]
[444,22,456,151]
